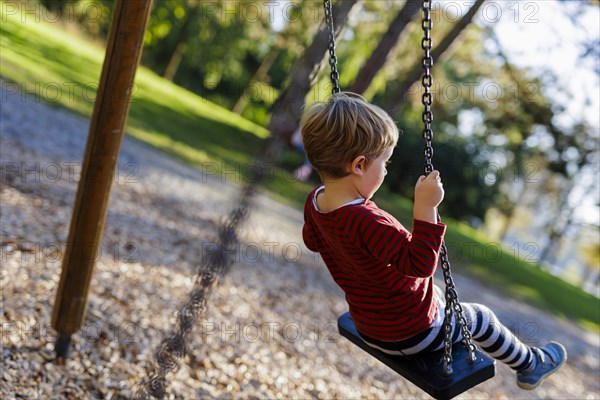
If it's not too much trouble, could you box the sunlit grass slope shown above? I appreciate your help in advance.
[0,8,313,205]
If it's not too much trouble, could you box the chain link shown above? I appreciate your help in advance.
[420,0,476,377]
[324,0,341,94]
[137,163,265,398]
[137,1,342,396]
[136,1,478,395]
[421,0,434,175]
[137,1,345,394]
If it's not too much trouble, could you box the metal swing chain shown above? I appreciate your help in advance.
[137,181,259,399]
[420,0,477,377]
[137,2,345,396]
[138,2,341,396]
[421,0,434,175]
[324,0,341,94]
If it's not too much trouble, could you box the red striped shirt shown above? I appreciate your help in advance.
[303,186,446,341]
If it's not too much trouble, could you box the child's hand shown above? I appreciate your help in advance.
[414,170,445,208]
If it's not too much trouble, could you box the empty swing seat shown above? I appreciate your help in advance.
[337,312,496,400]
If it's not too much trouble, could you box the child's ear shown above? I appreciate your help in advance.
[350,155,367,176]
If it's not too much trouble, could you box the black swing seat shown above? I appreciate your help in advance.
[337,312,496,400]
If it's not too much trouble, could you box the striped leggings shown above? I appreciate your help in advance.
[360,293,534,372]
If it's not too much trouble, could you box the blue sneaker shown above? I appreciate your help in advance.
[517,342,567,390]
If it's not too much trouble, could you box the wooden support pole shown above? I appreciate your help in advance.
[51,0,153,358]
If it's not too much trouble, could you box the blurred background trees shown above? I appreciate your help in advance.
[31,0,599,293]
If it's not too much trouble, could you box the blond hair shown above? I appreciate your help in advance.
[300,92,399,179]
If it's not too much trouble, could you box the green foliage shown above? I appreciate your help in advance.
[266,1,323,87]
[364,9,590,223]
[337,1,402,89]
[383,101,497,221]
[360,12,503,221]
[148,1,272,108]
[38,0,70,14]
[77,0,274,109]
[31,0,594,225]
[0,8,268,171]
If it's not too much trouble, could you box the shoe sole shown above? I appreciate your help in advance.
[517,342,567,390]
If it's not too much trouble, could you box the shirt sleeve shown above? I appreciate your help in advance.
[354,211,446,278]
[302,194,318,252]
[302,222,318,252]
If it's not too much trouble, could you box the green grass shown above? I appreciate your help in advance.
[444,223,600,332]
[1,9,598,332]
[0,9,313,206]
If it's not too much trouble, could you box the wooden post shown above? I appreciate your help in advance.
[51,0,153,358]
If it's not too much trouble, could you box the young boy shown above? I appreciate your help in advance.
[300,92,566,390]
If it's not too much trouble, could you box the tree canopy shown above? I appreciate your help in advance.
[37,0,599,228]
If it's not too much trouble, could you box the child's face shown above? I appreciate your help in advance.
[358,147,393,199]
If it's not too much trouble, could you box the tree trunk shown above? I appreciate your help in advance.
[232,47,280,114]
[383,0,485,115]
[349,1,420,95]
[267,0,360,143]
[163,42,188,82]
[232,1,309,114]
[498,180,528,242]
[162,1,200,82]
[581,265,599,292]
[42,0,66,15]
[539,172,595,265]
